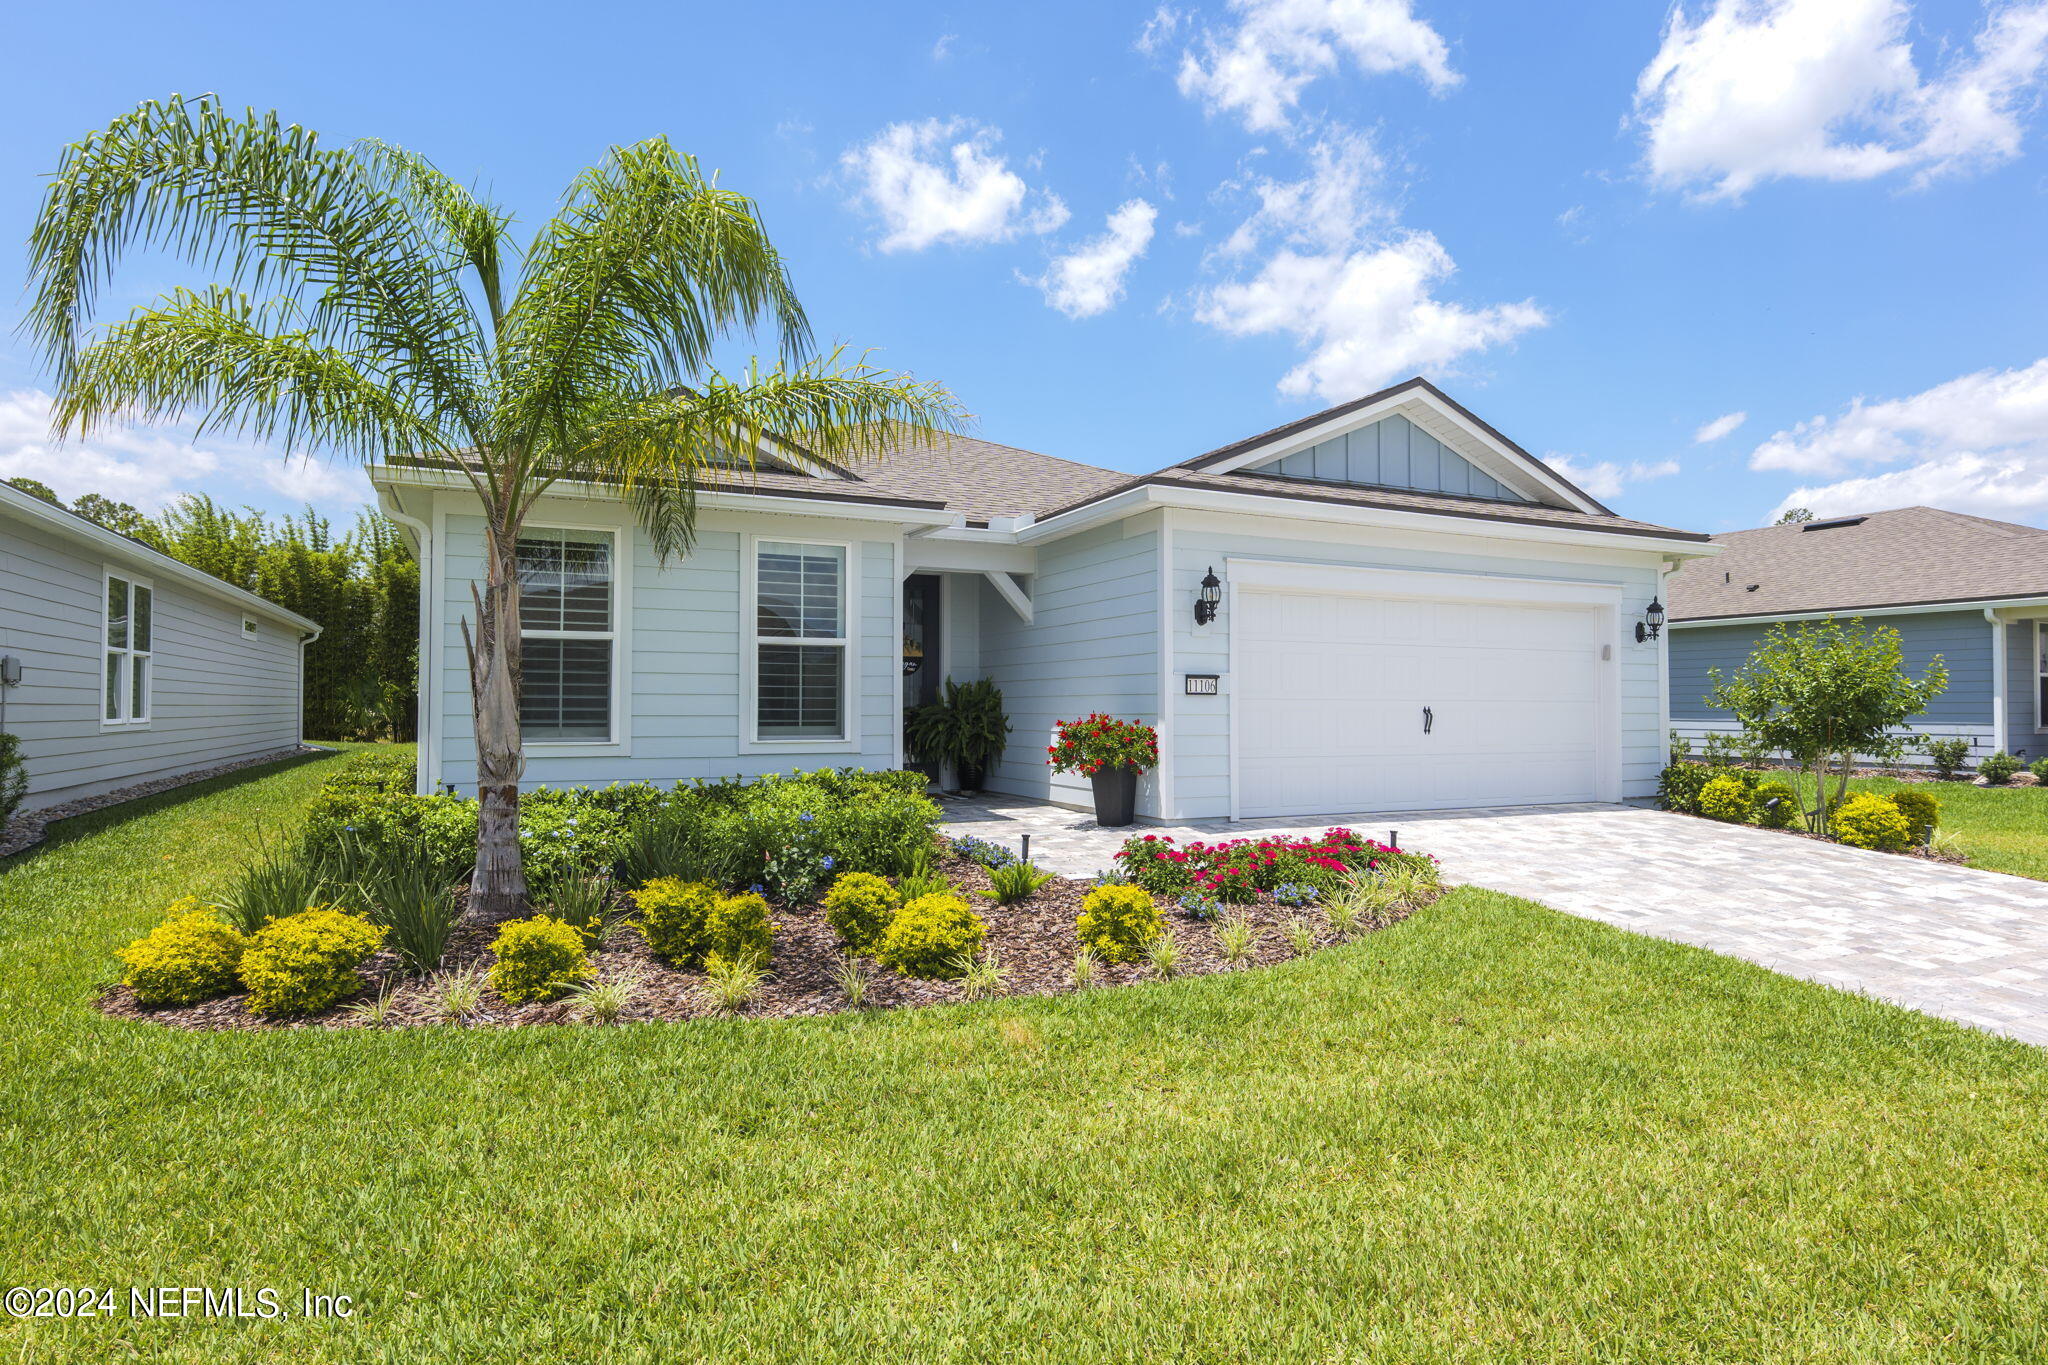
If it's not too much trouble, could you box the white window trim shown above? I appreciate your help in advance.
[741,533,861,754]
[101,567,154,729]
[2035,620,2047,733]
[516,522,631,755]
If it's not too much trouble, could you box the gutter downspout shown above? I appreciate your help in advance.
[1987,608,2009,757]
[298,622,323,751]
[380,490,435,796]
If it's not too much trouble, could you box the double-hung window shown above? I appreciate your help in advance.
[752,540,848,741]
[103,572,152,725]
[517,528,616,742]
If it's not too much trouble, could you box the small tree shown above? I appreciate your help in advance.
[1775,507,1815,525]
[1706,618,1947,831]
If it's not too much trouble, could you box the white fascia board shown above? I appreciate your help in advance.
[0,481,320,633]
[1670,595,2048,629]
[1195,388,1600,514]
[1020,482,1721,561]
[369,464,956,529]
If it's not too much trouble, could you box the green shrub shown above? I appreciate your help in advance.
[1922,737,1971,781]
[1831,794,1913,853]
[216,830,339,934]
[705,892,774,969]
[2033,757,2048,781]
[305,790,480,877]
[1697,775,1757,824]
[487,915,592,1004]
[514,798,626,886]
[1656,761,1712,813]
[0,732,27,827]
[1753,780,1800,829]
[1075,884,1165,965]
[1978,751,2023,785]
[633,878,721,966]
[823,872,899,951]
[344,833,463,974]
[542,874,629,948]
[117,898,248,1005]
[1887,789,1940,842]
[320,748,417,796]
[239,907,384,1017]
[985,861,1055,905]
[874,893,987,979]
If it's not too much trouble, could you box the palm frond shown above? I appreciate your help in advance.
[25,94,488,437]
[355,139,513,325]
[558,352,969,561]
[493,138,813,459]
[51,286,452,465]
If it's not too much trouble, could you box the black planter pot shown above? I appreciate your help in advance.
[1089,765,1139,827]
[957,759,985,795]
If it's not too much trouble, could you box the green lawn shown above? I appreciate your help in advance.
[1837,776,2048,882]
[6,749,2048,1362]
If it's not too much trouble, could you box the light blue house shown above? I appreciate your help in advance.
[1666,506,2048,767]
[372,378,1716,822]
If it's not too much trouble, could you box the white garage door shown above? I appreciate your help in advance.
[1236,588,1606,817]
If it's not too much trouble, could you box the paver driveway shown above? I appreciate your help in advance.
[937,795,2048,1046]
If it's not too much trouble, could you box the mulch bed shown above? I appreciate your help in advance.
[97,852,1432,1031]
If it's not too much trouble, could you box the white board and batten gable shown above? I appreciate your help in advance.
[1190,380,1607,515]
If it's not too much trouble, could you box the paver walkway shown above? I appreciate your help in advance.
[937,794,2048,1045]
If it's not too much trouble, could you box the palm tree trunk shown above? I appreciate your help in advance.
[468,518,528,920]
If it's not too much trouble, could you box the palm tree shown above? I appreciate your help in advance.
[27,96,965,918]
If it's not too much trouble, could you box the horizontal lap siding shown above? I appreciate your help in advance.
[0,513,303,811]
[1168,516,1666,818]
[434,511,898,792]
[1670,611,1995,762]
[979,520,1159,813]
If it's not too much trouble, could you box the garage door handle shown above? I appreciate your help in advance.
[1423,706,1434,735]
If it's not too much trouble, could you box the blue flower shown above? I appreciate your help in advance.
[800,812,815,823]
[822,856,836,870]
[749,883,766,896]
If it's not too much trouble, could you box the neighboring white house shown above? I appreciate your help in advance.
[0,481,321,815]
[373,377,1718,822]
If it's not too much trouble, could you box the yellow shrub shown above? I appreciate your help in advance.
[874,893,986,979]
[1832,793,1913,853]
[239,906,383,1017]
[1075,884,1163,964]
[117,897,247,1005]
[632,878,720,965]
[705,892,774,969]
[1696,775,1757,824]
[487,915,592,1004]
[822,872,899,951]
[1888,789,1940,841]
[1753,780,1799,829]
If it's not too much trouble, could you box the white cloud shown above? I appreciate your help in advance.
[1177,0,1460,134]
[1194,232,1547,399]
[1694,410,1747,443]
[1634,0,2048,200]
[0,389,371,515]
[1750,358,2048,520]
[1750,358,2048,474]
[1136,4,1184,55]
[932,33,957,61]
[1541,453,1681,501]
[1215,127,1386,257]
[841,119,1070,252]
[1029,200,1160,318]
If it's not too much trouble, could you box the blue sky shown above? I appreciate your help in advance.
[5,0,2048,532]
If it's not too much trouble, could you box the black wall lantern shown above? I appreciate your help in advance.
[1635,597,1666,644]
[1194,566,1222,626]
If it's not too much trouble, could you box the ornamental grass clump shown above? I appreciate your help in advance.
[1214,910,1257,965]
[543,873,629,949]
[822,872,899,952]
[632,878,721,966]
[239,907,384,1017]
[1831,793,1914,853]
[1697,775,1758,824]
[874,893,987,979]
[117,898,247,1005]
[1075,884,1163,964]
[487,915,593,1004]
[566,970,643,1026]
[985,861,1054,906]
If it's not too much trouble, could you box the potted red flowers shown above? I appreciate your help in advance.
[1047,713,1159,827]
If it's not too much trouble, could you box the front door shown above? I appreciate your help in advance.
[902,574,942,777]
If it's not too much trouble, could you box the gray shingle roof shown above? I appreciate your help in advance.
[1665,506,2048,621]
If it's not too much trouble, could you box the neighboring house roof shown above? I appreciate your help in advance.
[1666,506,2048,622]
[0,480,321,633]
